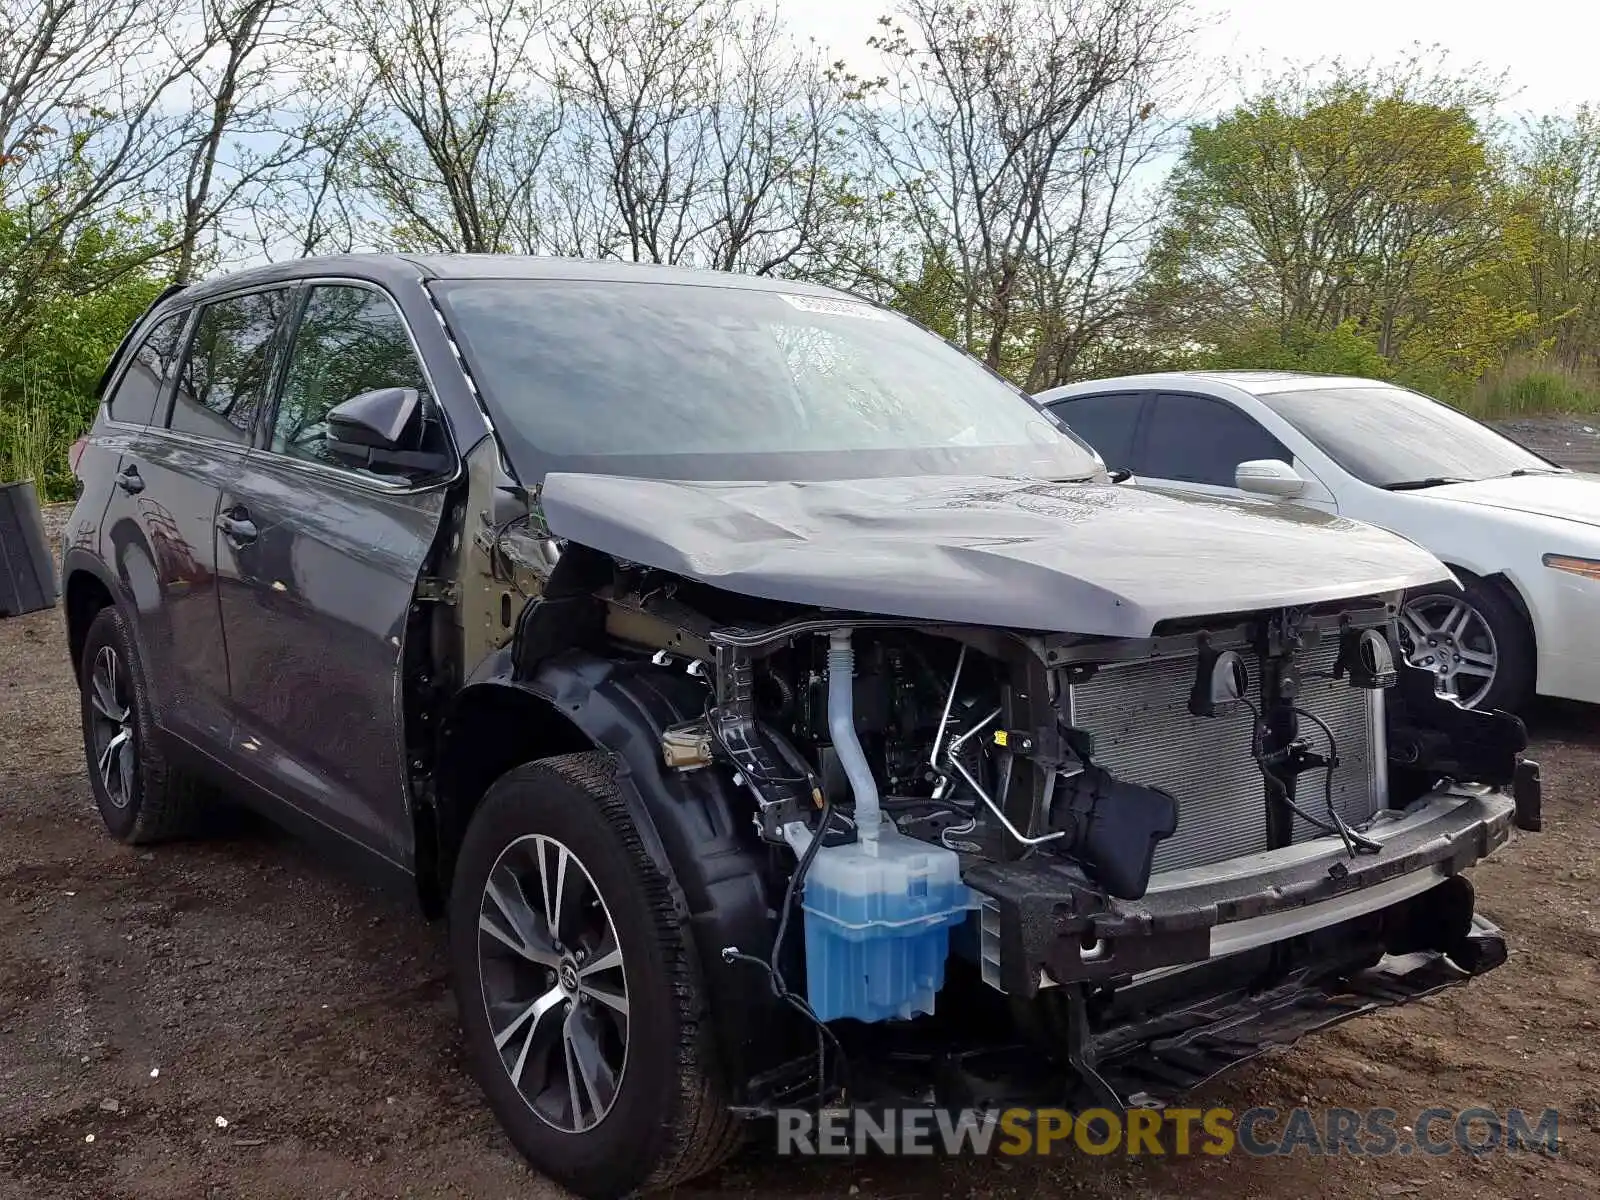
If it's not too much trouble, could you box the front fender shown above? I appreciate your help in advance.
[449,649,810,1100]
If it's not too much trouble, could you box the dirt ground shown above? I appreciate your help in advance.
[4,453,1600,1200]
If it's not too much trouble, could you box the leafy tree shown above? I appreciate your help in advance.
[1502,105,1600,371]
[1143,58,1529,396]
[0,201,174,495]
[1200,319,1391,379]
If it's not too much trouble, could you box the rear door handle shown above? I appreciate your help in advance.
[216,509,258,546]
[115,465,145,495]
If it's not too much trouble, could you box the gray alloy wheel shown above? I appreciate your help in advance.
[449,754,743,1197]
[1398,593,1499,709]
[86,644,136,810]
[477,833,630,1134]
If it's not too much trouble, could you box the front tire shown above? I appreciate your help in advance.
[448,753,740,1198]
[1399,574,1534,712]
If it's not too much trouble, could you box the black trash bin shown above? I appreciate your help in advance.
[0,480,59,617]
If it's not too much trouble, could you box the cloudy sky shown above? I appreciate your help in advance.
[782,0,1593,118]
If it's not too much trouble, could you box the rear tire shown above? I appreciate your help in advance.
[448,752,741,1198]
[77,605,207,843]
[1399,574,1534,713]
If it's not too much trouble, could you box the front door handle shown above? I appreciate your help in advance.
[216,510,258,546]
[115,465,145,495]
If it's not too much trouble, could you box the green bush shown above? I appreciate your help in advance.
[0,194,176,500]
[0,270,171,500]
[0,379,66,499]
[1198,320,1394,380]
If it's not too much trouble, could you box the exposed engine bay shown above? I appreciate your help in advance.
[474,473,1544,1115]
[700,624,1188,899]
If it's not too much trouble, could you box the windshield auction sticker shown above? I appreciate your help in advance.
[772,1105,1561,1159]
[777,293,892,320]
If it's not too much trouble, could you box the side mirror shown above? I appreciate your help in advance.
[325,387,451,476]
[1235,458,1307,499]
[327,386,419,449]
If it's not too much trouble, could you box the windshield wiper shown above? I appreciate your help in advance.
[1496,467,1562,478]
[1381,476,1469,491]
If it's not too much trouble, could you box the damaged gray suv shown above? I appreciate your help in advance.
[62,255,1542,1198]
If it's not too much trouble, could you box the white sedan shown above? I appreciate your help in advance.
[1036,371,1600,712]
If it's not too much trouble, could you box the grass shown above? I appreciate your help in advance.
[1464,357,1600,419]
[0,384,62,495]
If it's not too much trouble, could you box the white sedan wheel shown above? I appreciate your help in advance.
[1398,594,1500,709]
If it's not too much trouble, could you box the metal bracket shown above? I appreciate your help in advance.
[414,577,459,604]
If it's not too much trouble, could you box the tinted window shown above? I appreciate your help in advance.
[271,285,431,468]
[1257,385,1555,488]
[1046,393,1142,469]
[1141,392,1289,486]
[430,279,1099,483]
[108,311,187,426]
[169,289,290,444]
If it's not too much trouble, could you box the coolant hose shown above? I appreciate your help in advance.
[828,629,881,854]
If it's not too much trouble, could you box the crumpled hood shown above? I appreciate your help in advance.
[539,473,1452,638]
[1417,472,1600,528]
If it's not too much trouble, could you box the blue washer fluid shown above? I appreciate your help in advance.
[801,820,972,1023]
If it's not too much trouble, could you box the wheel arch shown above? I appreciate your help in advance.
[1438,561,1538,653]
[61,552,121,683]
[428,675,599,913]
[1413,560,1540,708]
[428,650,805,1099]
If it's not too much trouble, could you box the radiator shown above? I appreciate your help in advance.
[1066,642,1385,873]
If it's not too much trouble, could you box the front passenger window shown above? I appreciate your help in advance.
[271,285,433,469]
[1141,392,1290,487]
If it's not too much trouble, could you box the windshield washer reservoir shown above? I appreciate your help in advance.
[801,821,971,1023]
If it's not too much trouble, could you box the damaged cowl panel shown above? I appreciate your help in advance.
[535,472,1453,638]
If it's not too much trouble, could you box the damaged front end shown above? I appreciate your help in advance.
[687,600,1536,1114]
[474,476,1541,1121]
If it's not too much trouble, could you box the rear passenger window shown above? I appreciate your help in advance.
[1046,393,1142,470]
[169,289,291,445]
[108,312,187,427]
[270,285,432,468]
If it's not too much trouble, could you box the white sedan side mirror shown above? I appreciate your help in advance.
[1235,458,1307,498]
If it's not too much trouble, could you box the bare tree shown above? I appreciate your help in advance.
[243,72,377,260]
[545,0,859,274]
[699,10,858,275]
[318,0,560,253]
[170,0,335,281]
[857,0,1196,385]
[547,0,725,262]
[0,0,221,349]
